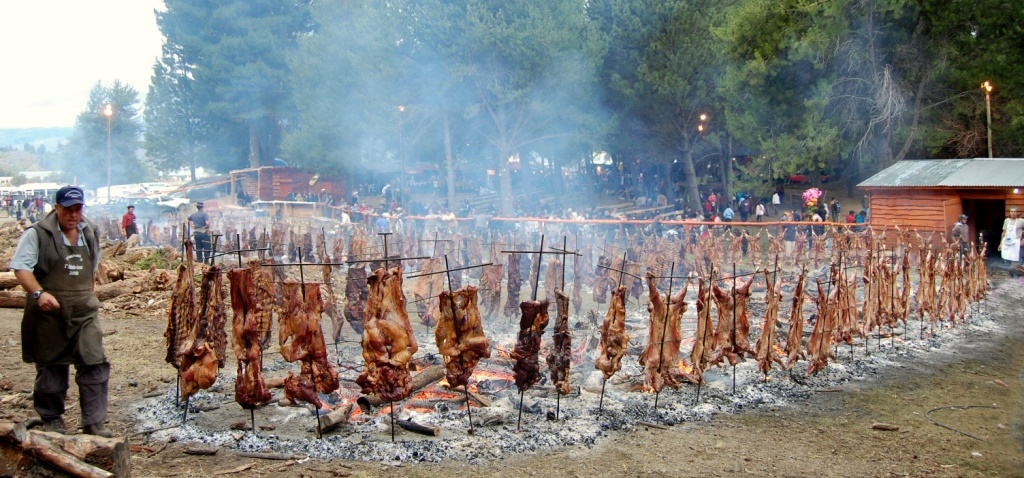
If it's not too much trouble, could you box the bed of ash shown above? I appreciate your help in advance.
[130,266,1002,464]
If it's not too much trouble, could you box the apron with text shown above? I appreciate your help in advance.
[22,239,104,365]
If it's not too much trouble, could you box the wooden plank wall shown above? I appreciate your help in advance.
[868,189,957,232]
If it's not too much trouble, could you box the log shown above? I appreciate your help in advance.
[320,403,354,432]
[183,444,220,455]
[0,271,20,290]
[467,390,492,407]
[95,269,174,301]
[356,365,445,411]
[0,422,130,478]
[28,435,114,478]
[0,290,25,308]
[1,269,174,308]
[235,451,305,461]
[397,419,439,436]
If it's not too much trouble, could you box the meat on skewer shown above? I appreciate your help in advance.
[511,299,551,392]
[710,274,756,366]
[179,265,226,400]
[166,240,197,369]
[249,260,276,348]
[754,268,785,375]
[435,286,491,388]
[546,289,572,395]
[343,264,369,335]
[641,272,689,392]
[806,276,838,375]
[279,280,340,407]
[479,264,503,319]
[504,250,523,317]
[784,269,808,368]
[595,286,630,380]
[357,267,419,402]
[690,277,716,380]
[228,267,272,409]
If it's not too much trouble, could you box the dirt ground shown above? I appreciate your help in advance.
[0,274,1021,478]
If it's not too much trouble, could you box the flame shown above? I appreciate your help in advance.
[677,360,694,375]
[492,342,514,358]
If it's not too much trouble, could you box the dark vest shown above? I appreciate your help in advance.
[23,211,105,365]
[31,211,101,287]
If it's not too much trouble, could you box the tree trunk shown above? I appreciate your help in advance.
[499,151,514,216]
[444,116,456,212]
[248,120,260,168]
[681,148,701,210]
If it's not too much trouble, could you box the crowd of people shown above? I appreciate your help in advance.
[2,194,53,223]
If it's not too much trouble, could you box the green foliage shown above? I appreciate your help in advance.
[150,0,312,172]
[133,248,179,270]
[60,81,151,191]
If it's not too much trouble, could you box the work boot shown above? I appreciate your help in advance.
[82,423,114,438]
[40,417,66,434]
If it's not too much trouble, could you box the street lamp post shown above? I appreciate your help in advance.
[982,81,993,158]
[397,105,405,207]
[102,104,113,203]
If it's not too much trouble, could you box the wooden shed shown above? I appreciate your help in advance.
[228,166,345,203]
[858,158,1024,256]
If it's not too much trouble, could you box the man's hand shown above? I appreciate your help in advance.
[37,292,60,312]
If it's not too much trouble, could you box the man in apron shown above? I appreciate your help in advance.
[10,185,113,437]
[998,206,1023,277]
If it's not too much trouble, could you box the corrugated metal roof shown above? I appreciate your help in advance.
[858,158,1024,188]
[939,158,1024,186]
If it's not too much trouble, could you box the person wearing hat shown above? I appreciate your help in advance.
[188,202,211,263]
[121,205,137,240]
[950,213,969,258]
[998,206,1024,276]
[9,185,114,437]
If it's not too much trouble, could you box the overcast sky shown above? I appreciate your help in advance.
[0,0,164,129]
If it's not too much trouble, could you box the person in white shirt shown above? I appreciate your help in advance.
[755,202,765,222]
[771,192,781,215]
[998,206,1023,276]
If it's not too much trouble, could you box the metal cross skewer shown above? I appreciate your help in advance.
[500,235,574,430]
[553,236,581,421]
[653,262,676,410]
[599,251,629,417]
[694,266,716,405]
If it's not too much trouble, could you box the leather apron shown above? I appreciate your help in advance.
[22,235,105,366]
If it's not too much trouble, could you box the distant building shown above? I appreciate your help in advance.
[859,158,1024,257]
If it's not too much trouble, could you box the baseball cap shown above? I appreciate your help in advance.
[959,214,967,220]
[55,185,86,207]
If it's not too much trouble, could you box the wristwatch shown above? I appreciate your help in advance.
[32,290,43,299]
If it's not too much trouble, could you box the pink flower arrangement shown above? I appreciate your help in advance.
[802,188,822,216]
